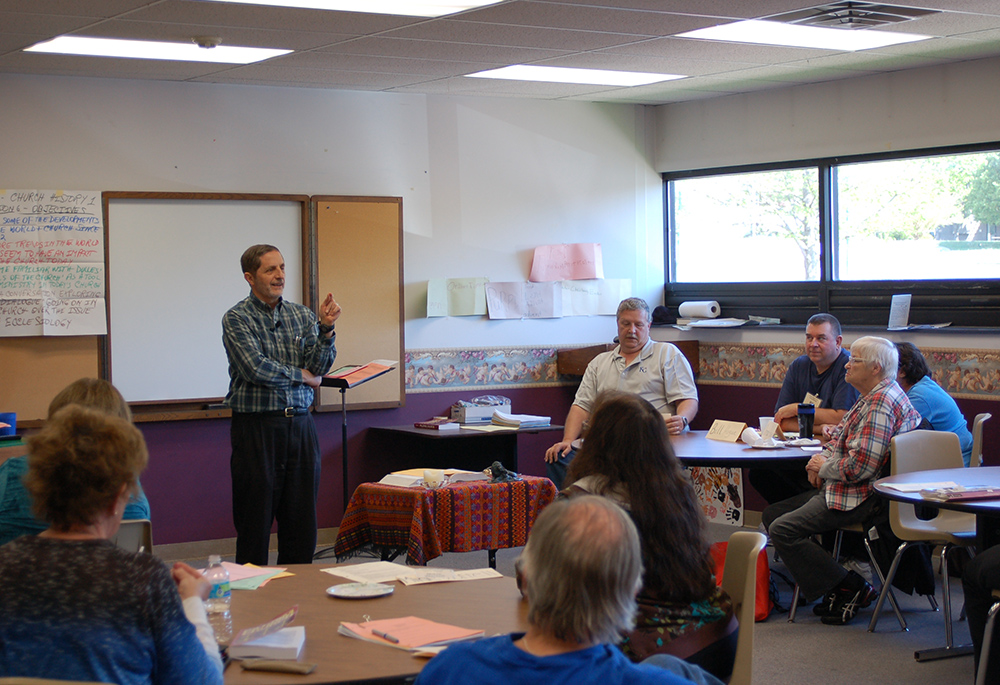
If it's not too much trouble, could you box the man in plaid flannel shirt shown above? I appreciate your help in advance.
[762,336,921,625]
[223,244,340,565]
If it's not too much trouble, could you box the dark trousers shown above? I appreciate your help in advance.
[231,412,321,565]
[964,544,1000,682]
[763,488,880,601]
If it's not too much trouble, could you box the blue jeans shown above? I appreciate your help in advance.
[763,488,879,602]
[545,446,576,490]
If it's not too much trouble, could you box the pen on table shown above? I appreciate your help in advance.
[372,629,400,643]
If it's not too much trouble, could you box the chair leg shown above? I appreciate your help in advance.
[943,544,956,648]
[928,594,939,611]
[868,541,909,632]
[976,601,1000,685]
[863,536,907,631]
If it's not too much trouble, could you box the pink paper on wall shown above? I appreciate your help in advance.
[529,243,604,282]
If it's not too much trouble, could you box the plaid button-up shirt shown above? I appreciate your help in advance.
[222,293,336,413]
[818,377,921,511]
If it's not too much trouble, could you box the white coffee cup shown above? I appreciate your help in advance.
[423,469,445,488]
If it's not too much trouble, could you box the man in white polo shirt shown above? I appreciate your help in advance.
[544,298,698,489]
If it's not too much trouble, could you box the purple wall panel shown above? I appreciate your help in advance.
[137,381,998,544]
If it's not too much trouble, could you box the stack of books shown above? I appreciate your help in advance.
[491,410,550,429]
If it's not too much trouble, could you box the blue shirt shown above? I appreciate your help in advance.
[905,376,974,466]
[0,456,151,547]
[0,536,221,685]
[775,349,859,415]
[222,293,336,413]
[415,634,695,685]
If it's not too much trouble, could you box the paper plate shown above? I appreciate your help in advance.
[749,443,785,450]
[326,582,395,599]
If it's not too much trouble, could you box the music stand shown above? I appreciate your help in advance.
[314,362,395,560]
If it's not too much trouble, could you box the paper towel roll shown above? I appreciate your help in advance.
[678,301,720,319]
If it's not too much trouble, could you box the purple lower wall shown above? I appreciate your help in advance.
[138,382,998,545]
[139,386,578,545]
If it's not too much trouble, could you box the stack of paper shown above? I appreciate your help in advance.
[491,410,550,429]
[338,616,483,651]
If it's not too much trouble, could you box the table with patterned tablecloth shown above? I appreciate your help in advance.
[333,476,558,566]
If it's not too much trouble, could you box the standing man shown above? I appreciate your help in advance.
[545,298,698,489]
[223,244,341,565]
[749,313,859,505]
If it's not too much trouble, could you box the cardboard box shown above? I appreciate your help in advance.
[450,402,511,424]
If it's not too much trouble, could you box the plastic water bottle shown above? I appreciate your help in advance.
[204,555,232,644]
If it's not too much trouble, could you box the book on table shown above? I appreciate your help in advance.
[414,416,461,430]
[338,616,483,651]
[229,626,306,660]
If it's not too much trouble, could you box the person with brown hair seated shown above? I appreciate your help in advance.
[563,390,736,682]
[0,405,222,683]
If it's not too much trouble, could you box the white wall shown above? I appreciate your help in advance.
[654,55,1000,173]
[0,73,663,350]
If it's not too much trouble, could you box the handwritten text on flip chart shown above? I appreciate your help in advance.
[0,190,106,337]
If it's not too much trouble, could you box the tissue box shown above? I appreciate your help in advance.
[450,402,511,424]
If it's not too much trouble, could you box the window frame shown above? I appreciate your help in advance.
[663,141,1000,328]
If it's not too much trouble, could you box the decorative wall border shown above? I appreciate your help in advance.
[696,343,1000,401]
[405,347,570,393]
[405,342,1000,401]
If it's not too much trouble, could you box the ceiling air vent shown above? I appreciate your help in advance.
[768,2,939,29]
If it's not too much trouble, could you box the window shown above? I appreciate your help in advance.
[835,151,1000,281]
[664,144,1000,327]
[671,167,819,282]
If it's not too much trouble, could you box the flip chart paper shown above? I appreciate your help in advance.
[529,243,604,282]
[0,189,106,337]
[485,281,561,319]
[427,278,488,317]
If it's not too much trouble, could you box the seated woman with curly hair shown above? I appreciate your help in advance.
[563,390,737,682]
[0,405,222,684]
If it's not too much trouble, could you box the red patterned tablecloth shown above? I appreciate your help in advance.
[333,476,558,565]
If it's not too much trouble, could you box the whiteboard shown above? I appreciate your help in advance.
[106,197,304,403]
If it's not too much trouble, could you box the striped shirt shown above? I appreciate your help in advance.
[222,293,336,413]
[818,377,921,511]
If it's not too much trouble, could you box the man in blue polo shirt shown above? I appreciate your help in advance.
[750,313,859,505]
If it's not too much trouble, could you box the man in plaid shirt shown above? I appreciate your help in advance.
[763,336,921,625]
[223,244,341,565]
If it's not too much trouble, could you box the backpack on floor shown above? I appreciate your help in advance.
[710,540,774,621]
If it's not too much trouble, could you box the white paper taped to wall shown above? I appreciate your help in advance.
[678,301,720,319]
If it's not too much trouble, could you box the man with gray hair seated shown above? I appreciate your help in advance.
[414,495,706,685]
[762,336,921,626]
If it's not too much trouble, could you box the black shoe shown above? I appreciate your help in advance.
[813,590,837,616]
[821,571,878,625]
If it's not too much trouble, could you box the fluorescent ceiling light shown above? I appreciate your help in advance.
[677,19,930,51]
[25,36,291,64]
[203,0,503,18]
[466,65,686,87]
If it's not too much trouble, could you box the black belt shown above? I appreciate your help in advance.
[255,407,310,418]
